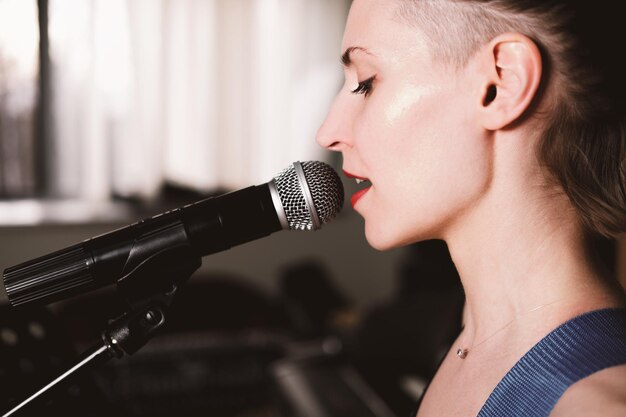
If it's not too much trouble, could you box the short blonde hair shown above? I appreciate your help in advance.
[397,0,626,238]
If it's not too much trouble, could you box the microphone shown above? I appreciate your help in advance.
[3,161,344,308]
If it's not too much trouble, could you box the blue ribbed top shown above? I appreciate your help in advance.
[477,308,626,417]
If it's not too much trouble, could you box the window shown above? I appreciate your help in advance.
[0,0,349,223]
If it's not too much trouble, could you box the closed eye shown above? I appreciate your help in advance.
[351,76,375,97]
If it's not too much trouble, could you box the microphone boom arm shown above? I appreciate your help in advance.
[2,246,203,416]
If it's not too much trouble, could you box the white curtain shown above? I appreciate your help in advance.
[0,0,39,196]
[47,0,349,201]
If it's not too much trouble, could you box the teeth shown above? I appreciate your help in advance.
[356,178,365,184]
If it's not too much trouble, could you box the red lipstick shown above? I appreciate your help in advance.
[350,187,371,207]
[343,170,371,208]
[343,170,367,181]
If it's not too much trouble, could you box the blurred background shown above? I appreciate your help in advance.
[0,1,624,416]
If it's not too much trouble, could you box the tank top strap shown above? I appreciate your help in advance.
[477,308,626,417]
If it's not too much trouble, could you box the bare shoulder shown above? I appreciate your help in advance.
[550,364,626,417]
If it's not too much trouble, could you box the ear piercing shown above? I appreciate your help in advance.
[483,85,497,106]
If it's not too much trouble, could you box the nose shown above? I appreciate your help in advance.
[316,93,353,152]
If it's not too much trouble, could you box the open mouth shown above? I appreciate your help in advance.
[343,170,372,207]
[343,170,369,183]
[354,177,372,187]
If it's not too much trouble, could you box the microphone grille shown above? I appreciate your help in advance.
[273,161,344,231]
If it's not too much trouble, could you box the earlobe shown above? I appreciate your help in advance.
[479,33,542,130]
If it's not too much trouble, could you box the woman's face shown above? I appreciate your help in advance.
[316,0,492,250]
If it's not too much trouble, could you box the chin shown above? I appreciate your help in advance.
[364,219,439,251]
[364,223,410,251]
[365,235,396,251]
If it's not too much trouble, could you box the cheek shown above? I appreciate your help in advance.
[357,88,492,246]
[354,85,436,165]
[407,102,491,210]
[358,85,456,181]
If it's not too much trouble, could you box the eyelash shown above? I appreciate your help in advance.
[351,76,375,97]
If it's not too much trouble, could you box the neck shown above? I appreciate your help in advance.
[442,135,624,349]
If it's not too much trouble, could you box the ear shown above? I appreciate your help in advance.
[477,33,542,130]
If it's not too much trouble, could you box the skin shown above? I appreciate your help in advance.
[316,0,626,416]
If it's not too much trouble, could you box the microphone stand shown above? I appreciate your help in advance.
[2,247,202,417]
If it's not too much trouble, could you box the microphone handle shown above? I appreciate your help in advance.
[3,184,282,307]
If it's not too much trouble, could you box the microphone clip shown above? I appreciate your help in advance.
[3,248,202,416]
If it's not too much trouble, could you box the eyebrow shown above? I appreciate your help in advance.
[341,46,372,67]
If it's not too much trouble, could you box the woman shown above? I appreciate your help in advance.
[316,0,626,416]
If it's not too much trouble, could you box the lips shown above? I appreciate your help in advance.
[343,170,372,208]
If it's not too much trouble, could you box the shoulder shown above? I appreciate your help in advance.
[550,364,626,417]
